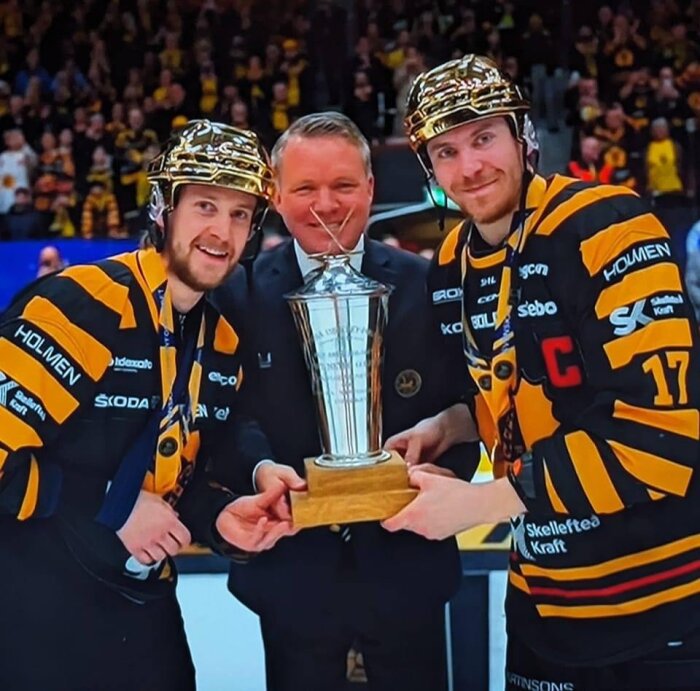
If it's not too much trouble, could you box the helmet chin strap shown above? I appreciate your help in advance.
[308,205,357,257]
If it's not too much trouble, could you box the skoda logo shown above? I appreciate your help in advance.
[395,369,422,398]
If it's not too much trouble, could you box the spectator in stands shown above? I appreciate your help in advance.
[152,82,194,141]
[0,93,40,144]
[565,73,603,146]
[665,20,699,72]
[347,35,386,105]
[51,58,88,102]
[152,68,174,107]
[345,69,378,143]
[106,101,127,138]
[312,0,348,106]
[114,106,158,227]
[84,145,115,194]
[393,45,425,135]
[74,112,113,181]
[646,116,688,264]
[48,191,77,238]
[269,80,298,141]
[653,65,691,139]
[449,8,480,56]
[35,244,65,277]
[483,25,505,67]
[241,54,271,121]
[279,39,312,112]
[571,27,601,85]
[521,13,560,131]
[594,102,639,188]
[34,131,69,226]
[159,31,185,77]
[81,179,121,239]
[13,47,50,97]
[0,129,36,214]
[646,116,685,197]
[603,13,648,91]
[567,135,615,183]
[123,67,146,107]
[3,187,43,240]
[198,61,219,116]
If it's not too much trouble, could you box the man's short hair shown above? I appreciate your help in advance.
[271,112,372,177]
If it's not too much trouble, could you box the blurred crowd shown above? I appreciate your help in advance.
[0,0,699,253]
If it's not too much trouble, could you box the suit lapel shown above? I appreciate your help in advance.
[261,240,304,295]
[362,238,399,285]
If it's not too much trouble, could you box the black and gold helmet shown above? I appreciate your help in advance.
[404,55,531,172]
[148,118,274,212]
[146,119,274,252]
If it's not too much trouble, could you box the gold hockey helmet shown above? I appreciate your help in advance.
[404,55,530,169]
[147,119,274,212]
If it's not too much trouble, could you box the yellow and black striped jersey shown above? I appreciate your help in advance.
[430,174,700,664]
[0,248,270,592]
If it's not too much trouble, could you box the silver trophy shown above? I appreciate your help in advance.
[286,253,394,467]
[285,209,417,528]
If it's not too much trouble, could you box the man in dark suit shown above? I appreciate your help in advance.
[213,112,479,691]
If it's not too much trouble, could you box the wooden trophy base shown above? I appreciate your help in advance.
[290,450,418,528]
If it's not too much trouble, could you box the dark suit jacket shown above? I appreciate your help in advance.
[212,239,478,624]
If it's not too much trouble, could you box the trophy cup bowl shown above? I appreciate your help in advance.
[285,253,418,528]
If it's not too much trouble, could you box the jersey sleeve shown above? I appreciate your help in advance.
[0,265,131,518]
[518,188,700,516]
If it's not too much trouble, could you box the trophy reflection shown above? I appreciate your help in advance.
[285,215,417,527]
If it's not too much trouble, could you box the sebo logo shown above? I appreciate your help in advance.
[517,300,557,318]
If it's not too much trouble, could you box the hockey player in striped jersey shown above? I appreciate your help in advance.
[0,120,294,690]
[384,55,700,689]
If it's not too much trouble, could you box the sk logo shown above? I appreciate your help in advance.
[0,371,18,406]
[394,369,422,398]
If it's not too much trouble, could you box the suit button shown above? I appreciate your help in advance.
[478,375,492,391]
[495,361,514,380]
[158,437,179,457]
[329,524,341,533]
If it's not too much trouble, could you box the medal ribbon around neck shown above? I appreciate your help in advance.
[152,285,205,496]
[460,213,534,462]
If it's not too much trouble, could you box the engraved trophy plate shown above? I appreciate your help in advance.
[286,254,393,467]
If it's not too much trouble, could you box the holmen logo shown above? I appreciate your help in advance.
[603,242,671,282]
[13,324,81,386]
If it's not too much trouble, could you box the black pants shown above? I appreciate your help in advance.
[259,581,448,691]
[0,519,195,691]
[506,629,700,691]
